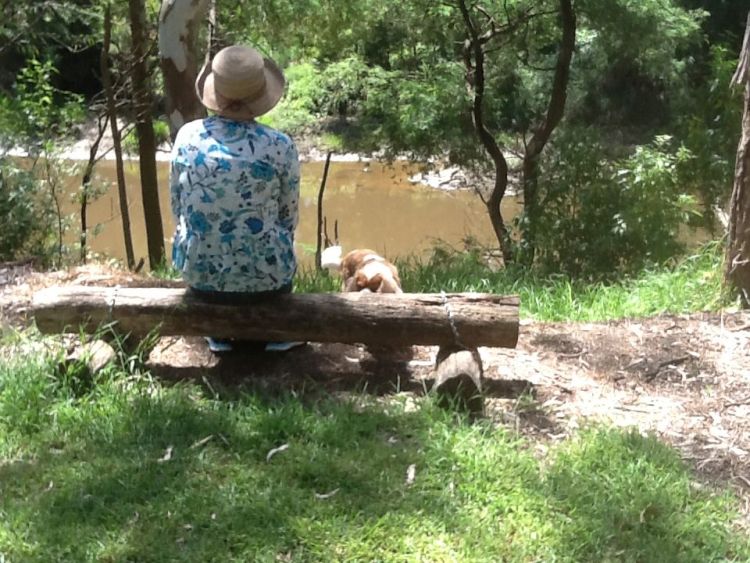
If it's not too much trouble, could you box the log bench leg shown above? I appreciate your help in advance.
[433,345,484,414]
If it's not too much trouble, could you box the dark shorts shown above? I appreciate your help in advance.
[187,282,293,305]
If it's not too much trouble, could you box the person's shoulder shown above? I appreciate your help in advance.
[253,122,296,148]
[174,118,209,144]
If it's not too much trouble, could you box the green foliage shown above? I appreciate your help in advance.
[0,60,86,265]
[259,62,321,131]
[675,45,743,225]
[361,61,473,160]
[122,119,171,154]
[529,131,700,278]
[0,0,740,275]
[0,159,50,261]
[0,1,98,57]
[5,59,85,153]
[260,60,342,132]
[294,268,340,293]
[149,260,181,281]
[572,0,705,129]
[0,0,100,94]
[152,119,170,146]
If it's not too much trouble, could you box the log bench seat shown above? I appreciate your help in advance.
[32,286,520,412]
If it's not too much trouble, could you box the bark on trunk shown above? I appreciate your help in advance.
[128,0,166,269]
[101,2,136,270]
[520,0,576,265]
[726,12,750,306]
[32,287,520,348]
[158,0,209,140]
[458,0,512,264]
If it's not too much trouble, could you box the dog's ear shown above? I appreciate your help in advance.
[366,273,384,292]
[354,271,367,289]
[355,271,380,291]
[342,251,362,279]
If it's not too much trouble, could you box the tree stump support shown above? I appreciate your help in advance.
[434,345,484,414]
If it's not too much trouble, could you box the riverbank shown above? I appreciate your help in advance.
[3,117,495,192]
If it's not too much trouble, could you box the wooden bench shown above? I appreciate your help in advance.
[32,286,520,412]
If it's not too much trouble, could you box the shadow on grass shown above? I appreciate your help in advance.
[0,380,460,561]
[544,428,747,562]
[1,351,747,562]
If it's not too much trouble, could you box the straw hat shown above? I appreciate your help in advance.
[195,45,285,120]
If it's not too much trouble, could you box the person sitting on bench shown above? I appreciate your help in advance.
[169,44,303,353]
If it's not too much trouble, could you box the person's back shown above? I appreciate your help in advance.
[170,116,299,293]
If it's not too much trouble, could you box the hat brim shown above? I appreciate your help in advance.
[195,57,286,120]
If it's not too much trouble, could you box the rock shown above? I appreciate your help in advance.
[409,166,468,190]
[63,339,117,377]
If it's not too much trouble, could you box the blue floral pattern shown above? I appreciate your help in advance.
[169,116,300,292]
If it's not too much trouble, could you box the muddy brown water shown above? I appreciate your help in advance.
[60,158,709,269]
[61,159,522,269]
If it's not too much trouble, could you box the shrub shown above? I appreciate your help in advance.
[0,158,53,261]
[530,130,699,278]
[675,45,742,228]
[260,61,327,132]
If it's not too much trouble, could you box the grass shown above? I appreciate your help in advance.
[153,239,729,323]
[0,335,747,562]
[296,241,728,322]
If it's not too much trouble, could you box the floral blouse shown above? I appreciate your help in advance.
[169,116,300,292]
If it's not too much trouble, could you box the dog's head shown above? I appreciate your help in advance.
[334,248,403,293]
[355,261,402,293]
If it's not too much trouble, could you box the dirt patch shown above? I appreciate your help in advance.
[2,264,749,525]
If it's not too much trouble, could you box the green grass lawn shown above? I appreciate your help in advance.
[0,335,748,562]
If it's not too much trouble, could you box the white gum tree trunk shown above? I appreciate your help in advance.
[158,0,210,140]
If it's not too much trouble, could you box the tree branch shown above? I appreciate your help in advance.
[525,0,576,160]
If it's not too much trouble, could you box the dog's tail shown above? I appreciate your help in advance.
[320,245,343,270]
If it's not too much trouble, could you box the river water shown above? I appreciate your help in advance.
[61,157,710,269]
[62,159,523,268]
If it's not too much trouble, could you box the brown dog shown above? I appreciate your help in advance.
[321,247,403,293]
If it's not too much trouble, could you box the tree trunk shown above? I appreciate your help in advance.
[101,2,136,270]
[726,12,750,306]
[128,0,166,269]
[79,113,109,264]
[32,287,520,348]
[158,0,209,140]
[458,0,512,264]
[520,0,576,265]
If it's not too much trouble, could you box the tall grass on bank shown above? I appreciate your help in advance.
[293,241,727,322]
[0,338,747,562]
